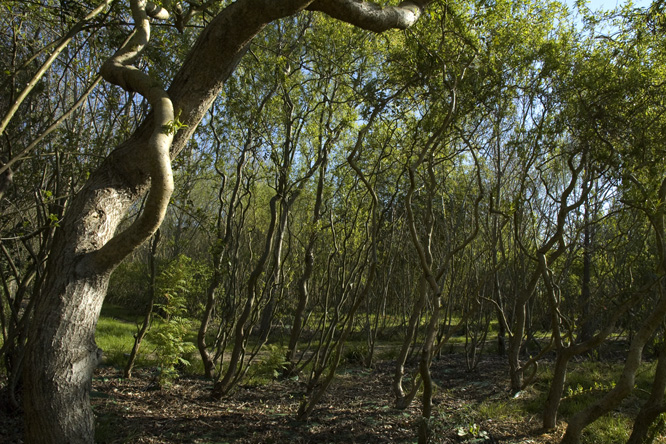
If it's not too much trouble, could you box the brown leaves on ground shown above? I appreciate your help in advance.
[89,354,565,443]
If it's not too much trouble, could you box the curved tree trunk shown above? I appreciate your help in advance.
[542,289,640,430]
[212,194,280,397]
[199,141,251,379]
[627,341,666,444]
[124,230,160,379]
[392,275,427,409]
[543,350,572,429]
[198,263,223,379]
[508,302,527,392]
[21,1,430,441]
[21,2,306,441]
[296,262,376,419]
[562,178,666,444]
[24,1,177,436]
[561,288,666,444]
[285,116,329,376]
[22,146,155,442]
[417,295,441,444]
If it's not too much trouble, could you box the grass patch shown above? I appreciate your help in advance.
[555,360,624,418]
[375,342,404,361]
[477,399,524,421]
[95,316,138,367]
[515,358,662,444]
[244,344,289,386]
[581,414,632,444]
[96,302,205,379]
[95,307,155,369]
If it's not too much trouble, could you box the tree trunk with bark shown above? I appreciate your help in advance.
[392,275,427,409]
[21,1,430,441]
[562,178,666,444]
[124,230,160,379]
[561,286,666,444]
[542,290,640,430]
[285,156,326,375]
[627,341,666,444]
[198,144,249,379]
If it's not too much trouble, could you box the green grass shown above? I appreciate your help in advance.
[476,399,524,421]
[582,414,632,444]
[95,316,144,368]
[92,304,663,443]
[528,359,659,444]
[555,361,625,418]
[90,303,666,444]
[243,344,289,386]
[96,303,206,377]
[95,304,157,369]
[463,358,661,444]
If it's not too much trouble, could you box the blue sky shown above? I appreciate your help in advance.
[571,0,652,10]
[564,0,653,29]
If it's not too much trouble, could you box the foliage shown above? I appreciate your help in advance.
[95,307,153,368]
[148,256,202,387]
[148,300,196,387]
[156,254,210,316]
[245,344,289,385]
[455,423,490,443]
[647,413,666,444]
[342,344,368,365]
[4,0,666,441]
[107,260,150,310]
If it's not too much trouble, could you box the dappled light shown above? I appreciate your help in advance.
[2,1,666,443]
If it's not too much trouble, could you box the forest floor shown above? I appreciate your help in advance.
[80,353,568,444]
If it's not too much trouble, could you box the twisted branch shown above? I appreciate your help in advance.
[308,0,429,32]
[81,0,174,273]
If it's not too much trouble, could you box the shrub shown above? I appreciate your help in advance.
[246,344,289,385]
[148,260,200,387]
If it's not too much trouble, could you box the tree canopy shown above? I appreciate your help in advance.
[2,1,666,443]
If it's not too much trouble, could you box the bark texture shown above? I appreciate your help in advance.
[560,291,666,444]
[626,342,666,444]
[562,178,666,444]
[542,291,639,430]
[22,1,430,442]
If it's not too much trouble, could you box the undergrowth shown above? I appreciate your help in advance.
[94,303,666,444]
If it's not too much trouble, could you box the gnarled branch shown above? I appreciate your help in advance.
[308,0,429,32]
[80,0,174,273]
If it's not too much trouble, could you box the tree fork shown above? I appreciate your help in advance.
[21,1,431,442]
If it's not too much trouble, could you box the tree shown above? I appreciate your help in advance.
[559,5,666,440]
[1,0,140,412]
[18,1,430,442]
